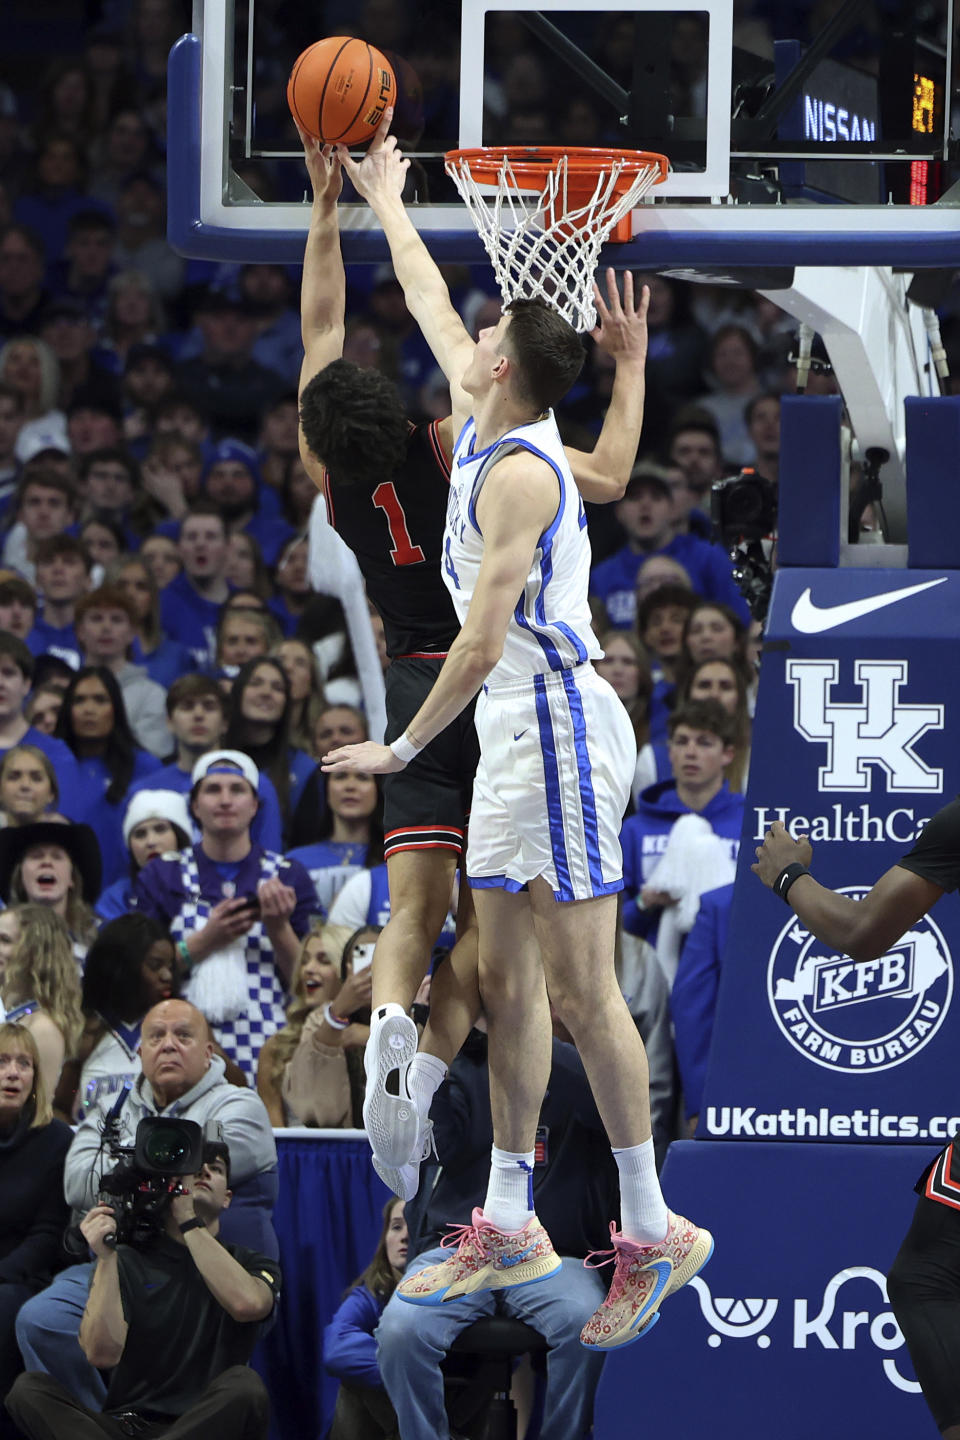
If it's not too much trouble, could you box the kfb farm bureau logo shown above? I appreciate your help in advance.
[768,894,952,1073]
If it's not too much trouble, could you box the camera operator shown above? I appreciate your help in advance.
[710,467,777,625]
[6,1144,280,1440]
[15,998,278,1412]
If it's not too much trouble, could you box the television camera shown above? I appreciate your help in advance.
[711,467,777,623]
[96,1105,225,1247]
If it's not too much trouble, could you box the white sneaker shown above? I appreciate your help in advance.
[373,1119,436,1202]
[363,1009,419,1167]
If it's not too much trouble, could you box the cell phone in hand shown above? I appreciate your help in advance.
[351,941,376,973]
[240,893,261,916]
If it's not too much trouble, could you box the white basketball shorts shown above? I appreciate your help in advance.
[466,663,636,902]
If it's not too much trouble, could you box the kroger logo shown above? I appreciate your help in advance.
[689,1269,919,1393]
[767,890,952,1073]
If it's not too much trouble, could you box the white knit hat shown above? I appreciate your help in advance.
[122,789,192,849]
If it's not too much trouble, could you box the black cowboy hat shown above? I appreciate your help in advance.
[0,821,102,905]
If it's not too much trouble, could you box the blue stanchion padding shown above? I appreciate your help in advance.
[594,1141,930,1440]
[905,396,960,570]
[777,395,842,569]
[700,566,960,1138]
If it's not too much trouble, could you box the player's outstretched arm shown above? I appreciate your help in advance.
[752,820,943,961]
[321,454,556,776]
[298,127,345,385]
[337,110,475,425]
[564,269,650,504]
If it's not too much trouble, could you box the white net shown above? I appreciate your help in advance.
[445,150,665,332]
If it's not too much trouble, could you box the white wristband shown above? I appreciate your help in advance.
[323,1002,350,1031]
[390,731,423,765]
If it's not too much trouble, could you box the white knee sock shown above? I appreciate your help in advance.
[482,1146,536,1232]
[406,1052,447,1121]
[613,1139,669,1244]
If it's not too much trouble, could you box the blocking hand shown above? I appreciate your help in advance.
[337,108,409,208]
[590,268,649,368]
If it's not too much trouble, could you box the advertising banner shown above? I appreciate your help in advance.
[700,567,960,1143]
[594,1142,929,1440]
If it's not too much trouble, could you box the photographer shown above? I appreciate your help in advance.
[6,1144,280,1440]
[16,998,278,1411]
[709,466,777,625]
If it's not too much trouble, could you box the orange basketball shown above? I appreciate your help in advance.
[287,37,396,146]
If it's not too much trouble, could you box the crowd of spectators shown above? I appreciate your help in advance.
[3,1,953,1435]
[0,0,799,1287]
[0,0,819,1125]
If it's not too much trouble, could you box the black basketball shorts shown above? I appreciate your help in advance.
[382,655,480,859]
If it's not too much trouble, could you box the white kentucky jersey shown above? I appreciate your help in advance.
[443,411,602,684]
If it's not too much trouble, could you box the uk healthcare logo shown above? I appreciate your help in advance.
[767,891,953,1074]
[688,1270,920,1394]
[787,659,943,793]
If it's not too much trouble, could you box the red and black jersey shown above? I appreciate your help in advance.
[322,419,457,658]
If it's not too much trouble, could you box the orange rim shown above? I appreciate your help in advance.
[445,145,669,202]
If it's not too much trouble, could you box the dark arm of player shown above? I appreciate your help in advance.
[298,125,346,473]
[322,455,557,775]
[564,270,650,503]
[752,821,944,961]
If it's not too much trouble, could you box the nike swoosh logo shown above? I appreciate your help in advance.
[501,1243,539,1268]
[513,730,528,741]
[790,578,947,633]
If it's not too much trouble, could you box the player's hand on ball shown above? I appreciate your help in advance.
[751,820,813,888]
[322,741,404,775]
[337,108,409,205]
[295,122,342,205]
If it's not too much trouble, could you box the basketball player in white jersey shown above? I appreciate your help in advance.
[323,116,712,1349]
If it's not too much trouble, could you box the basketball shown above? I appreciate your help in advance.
[287,37,396,147]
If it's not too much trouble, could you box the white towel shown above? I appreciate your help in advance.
[644,813,737,986]
[308,492,388,743]
[185,942,250,1024]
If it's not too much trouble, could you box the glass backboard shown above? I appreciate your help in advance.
[168,0,960,268]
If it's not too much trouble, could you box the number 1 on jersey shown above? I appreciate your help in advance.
[372,482,425,567]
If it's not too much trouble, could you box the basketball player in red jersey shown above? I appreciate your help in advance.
[296,120,651,1200]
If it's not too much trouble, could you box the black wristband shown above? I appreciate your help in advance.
[410,1002,430,1028]
[773,862,810,904]
[178,1216,206,1235]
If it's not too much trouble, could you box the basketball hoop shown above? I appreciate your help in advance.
[444,146,669,333]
